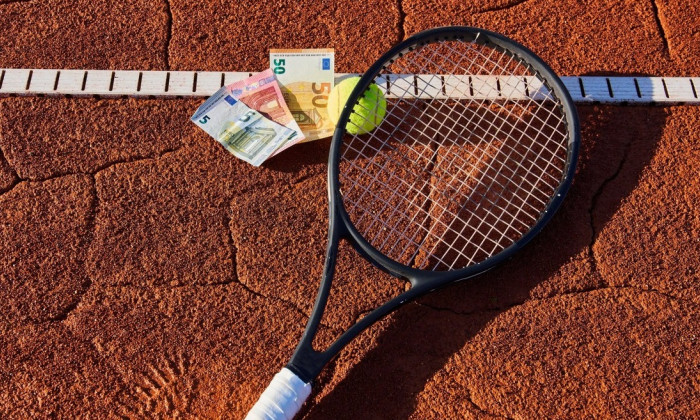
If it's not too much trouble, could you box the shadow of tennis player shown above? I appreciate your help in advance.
[302,85,668,419]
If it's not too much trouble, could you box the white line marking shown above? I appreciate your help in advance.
[0,69,699,103]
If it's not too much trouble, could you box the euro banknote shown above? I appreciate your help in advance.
[191,85,296,166]
[270,49,335,141]
[228,69,304,154]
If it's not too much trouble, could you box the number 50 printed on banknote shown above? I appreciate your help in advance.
[270,49,335,142]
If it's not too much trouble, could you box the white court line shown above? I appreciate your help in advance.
[0,69,699,104]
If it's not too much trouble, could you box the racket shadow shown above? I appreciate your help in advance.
[302,95,667,419]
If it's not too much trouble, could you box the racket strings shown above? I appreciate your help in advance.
[343,46,498,236]
[346,46,561,268]
[339,38,570,271]
[378,86,556,262]
[372,65,564,264]
[344,114,547,270]
[359,49,561,221]
[381,76,523,264]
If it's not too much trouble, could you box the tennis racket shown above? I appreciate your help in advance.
[245,26,580,419]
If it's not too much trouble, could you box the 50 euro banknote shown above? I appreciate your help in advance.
[191,86,296,167]
[270,49,335,141]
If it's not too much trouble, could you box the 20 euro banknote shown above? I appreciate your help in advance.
[228,69,305,154]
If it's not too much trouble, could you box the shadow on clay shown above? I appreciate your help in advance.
[300,72,668,419]
[262,137,332,173]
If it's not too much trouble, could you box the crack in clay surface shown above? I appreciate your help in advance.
[402,0,673,75]
[47,175,100,323]
[164,0,173,69]
[227,202,343,335]
[4,146,183,188]
[0,145,19,194]
[0,0,32,5]
[478,0,534,14]
[650,0,671,53]
[0,175,96,326]
[396,0,406,41]
[0,178,20,196]
[233,260,332,334]
[587,127,633,279]
[0,98,197,181]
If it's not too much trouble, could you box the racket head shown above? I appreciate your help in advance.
[329,26,580,286]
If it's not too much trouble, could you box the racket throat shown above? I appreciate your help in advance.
[286,216,345,382]
[287,346,327,384]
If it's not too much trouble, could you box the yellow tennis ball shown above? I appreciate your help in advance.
[328,76,387,135]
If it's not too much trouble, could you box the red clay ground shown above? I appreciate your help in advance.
[1,0,699,418]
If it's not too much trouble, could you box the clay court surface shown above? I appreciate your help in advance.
[1,0,699,418]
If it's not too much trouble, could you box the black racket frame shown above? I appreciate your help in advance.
[286,26,580,383]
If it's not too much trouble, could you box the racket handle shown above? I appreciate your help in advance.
[244,368,312,420]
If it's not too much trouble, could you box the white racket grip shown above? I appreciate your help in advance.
[244,368,312,420]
